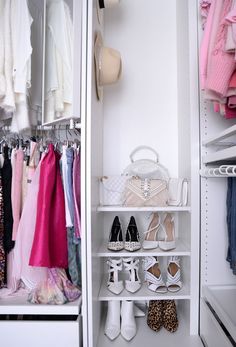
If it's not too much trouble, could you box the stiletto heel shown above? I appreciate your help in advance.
[107,258,124,294]
[124,216,141,252]
[142,212,160,250]
[108,216,124,251]
[123,257,141,293]
[159,213,176,251]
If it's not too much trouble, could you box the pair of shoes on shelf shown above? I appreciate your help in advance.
[104,300,137,341]
[107,257,141,294]
[143,256,182,293]
[108,216,141,252]
[143,212,176,251]
[147,300,178,333]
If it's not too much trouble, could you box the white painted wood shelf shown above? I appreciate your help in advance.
[202,146,236,164]
[96,240,190,257]
[203,285,236,342]
[98,314,203,347]
[98,279,190,301]
[0,294,81,315]
[203,124,236,146]
[97,206,191,212]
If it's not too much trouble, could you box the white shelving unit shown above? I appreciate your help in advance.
[97,206,191,212]
[202,145,236,164]
[98,280,191,301]
[85,0,201,346]
[203,124,236,146]
[96,240,191,257]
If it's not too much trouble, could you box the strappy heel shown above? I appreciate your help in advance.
[108,216,124,251]
[107,258,124,294]
[142,213,160,250]
[143,256,167,293]
[123,257,141,293]
[159,213,176,251]
[166,256,182,292]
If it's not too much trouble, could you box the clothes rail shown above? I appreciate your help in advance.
[200,165,236,177]
[0,120,81,132]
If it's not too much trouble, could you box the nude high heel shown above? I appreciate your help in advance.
[159,213,176,251]
[142,213,160,250]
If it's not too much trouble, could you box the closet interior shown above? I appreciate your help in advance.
[86,0,201,346]
[0,1,86,347]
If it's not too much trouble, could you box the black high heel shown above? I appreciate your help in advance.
[124,216,141,252]
[107,216,124,251]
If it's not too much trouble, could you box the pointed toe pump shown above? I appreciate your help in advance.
[108,216,124,251]
[107,258,124,294]
[123,257,141,293]
[124,216,141,252]
[159,213,176,251]
[142,212,160,250]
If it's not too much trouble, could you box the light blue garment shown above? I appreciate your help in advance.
[61,146,74,227]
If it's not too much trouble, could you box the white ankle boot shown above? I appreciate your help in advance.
[121,300,137,341]
[104,300,121,340]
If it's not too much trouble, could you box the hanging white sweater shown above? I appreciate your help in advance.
[10,0,33,132]
[45,0,73,122]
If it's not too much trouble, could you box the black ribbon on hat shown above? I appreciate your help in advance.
[99,0,105,8]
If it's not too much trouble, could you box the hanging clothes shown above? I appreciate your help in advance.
[29,144,68,268]
[45,0,73,122]
[12,159,47,292]
[0,172,5,288]
[1,145,14,254]
[11,148,24,241]
[226,178,236,275]
[73,148,81,238]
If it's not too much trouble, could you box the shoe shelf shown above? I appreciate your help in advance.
[203,124,236,146]
[97,206,191,212]
[0,293,81,315]
[202,145,236,164]
[98,279,190,301]
[203,284,236,342]
[97,314,203,347]
[96,240,191,257]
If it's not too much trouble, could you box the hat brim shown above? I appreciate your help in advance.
[94,31,103,101]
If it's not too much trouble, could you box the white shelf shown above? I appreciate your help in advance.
[203,125,236,146]
[203,146,236,164]
[203,284,236,342]
[97,313,203,347]
[98,279,190,301]
[0,293,81,315]
[97,206,191,212]
[96,240,191,257]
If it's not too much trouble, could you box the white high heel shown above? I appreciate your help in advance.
[143,256,167,293]
[107,258,124,294]
[104,300,121,340]
[121,300,137,341]
[123,258,141,293]
[142,212,160,250]
[159,213,176,251]
[166,256,182,292]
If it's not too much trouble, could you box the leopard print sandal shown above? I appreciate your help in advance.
[162,300,178,333]
[147,300,163,332]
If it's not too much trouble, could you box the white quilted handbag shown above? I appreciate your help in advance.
[99,175,129,206]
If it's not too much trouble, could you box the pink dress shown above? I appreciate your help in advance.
[11,159,47,291]
[29,144,68,268]
[11,149,24,241]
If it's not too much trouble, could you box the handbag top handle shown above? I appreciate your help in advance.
[129,146,159,163]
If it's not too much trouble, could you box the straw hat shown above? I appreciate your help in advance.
[94,31,122,100]
[96,0,121,24]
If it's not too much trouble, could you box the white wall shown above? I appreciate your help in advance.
[103,0,179,177]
